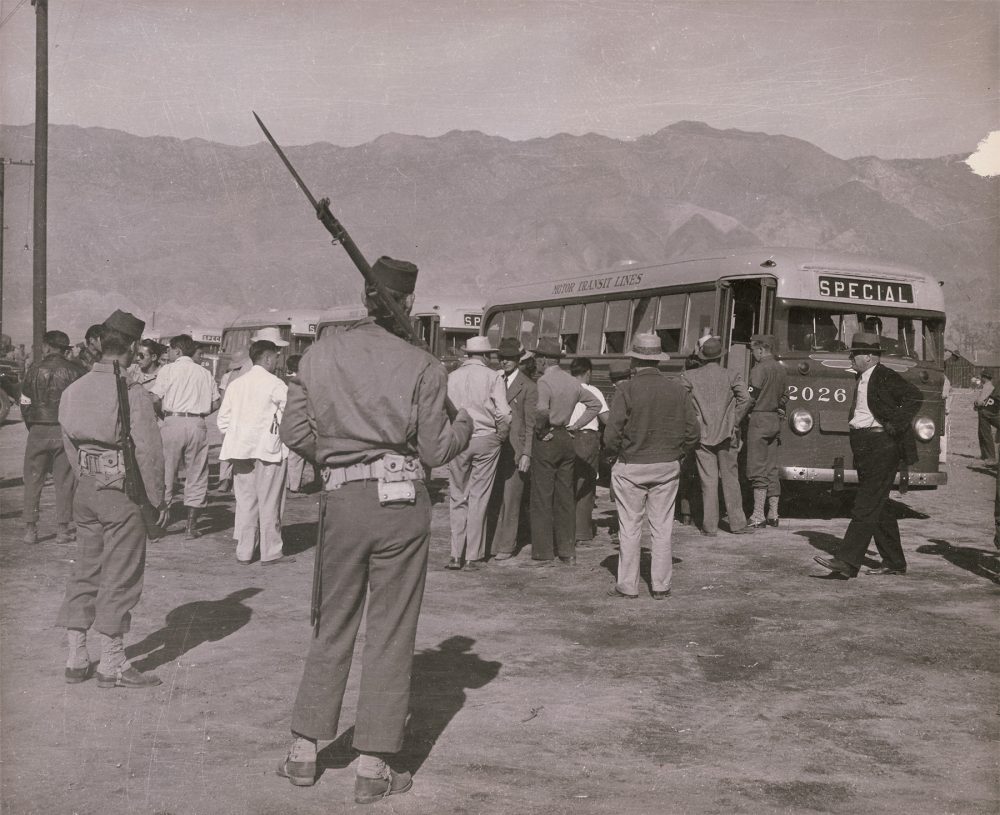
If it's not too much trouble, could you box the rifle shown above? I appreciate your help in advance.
[113,362,166,539]
[253,112,415,343]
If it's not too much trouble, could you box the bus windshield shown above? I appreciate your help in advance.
[785,306,943,362]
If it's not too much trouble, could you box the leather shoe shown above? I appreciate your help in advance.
[651,589,672,599]
[492,553,515,561]
[262,555,296,565]
[276,756,316,787]
[766,518,780,527]
[236,558,252,565]
[354,770,413,804]
[865,566,907,576]
[607,586,638,599]
[747,519,768,529]
[96,666,162,689]
[64,663,94,684]
[730,526,755,535]
[557,556,577,565]
[464,559,486,571]
[813,555,856,578]
[445,557,463,570]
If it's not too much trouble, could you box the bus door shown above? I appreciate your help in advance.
[718,276,776,379]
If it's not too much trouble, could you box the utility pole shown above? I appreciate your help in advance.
[31,0,48,361]
[0,158,35,339]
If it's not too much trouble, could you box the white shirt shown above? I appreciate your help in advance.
[504,369,519,388]
[849,366,882,429]
[570,382,609,431]
[217,365,289,462]
[151,356,220,414]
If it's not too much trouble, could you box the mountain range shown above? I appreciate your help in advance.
[0,121,996,351]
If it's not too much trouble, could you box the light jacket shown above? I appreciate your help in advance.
[217,365,288,462]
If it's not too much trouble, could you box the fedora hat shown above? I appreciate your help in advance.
[627,333,670,362]
[608,358,632,381]
[463,336,494,354]
[250,327,289,347]
[532,336,564,359]
[848,332,882,355]
[497,337,525,359]
[698,336,723,361]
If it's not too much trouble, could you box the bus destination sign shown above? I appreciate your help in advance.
[818,276,913,304]
[551,272,644,297]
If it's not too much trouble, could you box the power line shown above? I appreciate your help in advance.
[0,0,29,31]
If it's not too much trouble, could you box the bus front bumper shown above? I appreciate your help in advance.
[780,467,947,487]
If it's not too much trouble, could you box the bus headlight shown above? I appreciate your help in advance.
[790,408,814,435]
[913,416,935,441]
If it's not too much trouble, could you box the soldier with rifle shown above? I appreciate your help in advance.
[255,114,473,803]
[56,310,167,689]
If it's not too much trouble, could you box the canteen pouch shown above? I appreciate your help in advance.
[378,453,419,505]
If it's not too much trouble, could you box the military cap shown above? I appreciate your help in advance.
[848,332,882,355]
[532,336,564,359]
[627,333,670,362]
[371,256,418,294]
[608,358,632,381]
[749,334,775,349]
[698,336,724,361]
[42,330,71,350]
[103,309,145,341]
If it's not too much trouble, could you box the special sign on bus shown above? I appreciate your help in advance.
[818,276,913,304]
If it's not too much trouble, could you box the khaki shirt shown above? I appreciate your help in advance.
[59,362,166,503]
[280,318,472,469]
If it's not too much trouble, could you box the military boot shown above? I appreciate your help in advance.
[748,488,767,528]
[185,508,201,539]
[766,496,780,527]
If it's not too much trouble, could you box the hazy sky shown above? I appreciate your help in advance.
[1,0,997,159]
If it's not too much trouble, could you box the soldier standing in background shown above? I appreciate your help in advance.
[20,330,83,544]
[56,310,165,688]
[974,369,999,467]
[745,334,788,528]
[278,257,472,802]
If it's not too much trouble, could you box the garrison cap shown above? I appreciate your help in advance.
[608,358,632,381]
[849,332,882,355]
[371,256,418,294]
[103,309,145,341]
[42,330,71,350]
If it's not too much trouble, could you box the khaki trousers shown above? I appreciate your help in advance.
[231,458,288,562]
[161,416,209,508]
[448,433,502,562]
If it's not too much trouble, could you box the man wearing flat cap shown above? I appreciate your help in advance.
[814,332,922,579]
[20,329,83,544]
[529,336,603,566]
[745,334,788,528]
[445,335,511,570]
[278,256,472,802]
[489,338,537,561]
[56,309,166,688]
[604,334,700,599]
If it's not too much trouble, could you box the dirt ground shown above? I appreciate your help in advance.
[1,390,996,815]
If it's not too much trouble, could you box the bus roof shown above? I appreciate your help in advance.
[315,303,368,328]
[484,248,945,314]
[410,296,484,330]
[225,309,326,335]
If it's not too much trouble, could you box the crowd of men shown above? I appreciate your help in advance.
[11,255,945,803]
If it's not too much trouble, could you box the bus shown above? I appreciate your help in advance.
[314,304,369,339]
[410,297,484,371]
[482,248,947,490]
[218,309,324,380]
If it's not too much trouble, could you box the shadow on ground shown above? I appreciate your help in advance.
[315,635,501,779]
[126,587,262,671]
[281,521,318,556]
[917,539,1000,584]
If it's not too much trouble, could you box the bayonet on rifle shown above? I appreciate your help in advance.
[252,112,415,343]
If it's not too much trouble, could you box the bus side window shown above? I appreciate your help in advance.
[603,300,629,354]
[579,302,604,353]
[684,291,715,353]
[540,307,561,342]
[656,294,685,353]
[561,304,582,354]
[630,297,656,343]
[484,313,503,348]
[521,309,540,349]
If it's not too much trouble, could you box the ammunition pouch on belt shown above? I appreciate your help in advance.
[78,449,126,490]
[322,454,422,505]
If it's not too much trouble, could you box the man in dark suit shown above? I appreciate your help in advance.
[814,332,922,578]
[490,338,537,560]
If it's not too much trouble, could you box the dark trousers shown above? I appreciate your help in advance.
[747,413,782,496]
[23,424,75,524]
[978,410,999,462]
[530,429,576,560]
[839,431,906,571]
[291,480,431,753]
[573,429,600,541]
[57,478,147,635]
[491,443,527,555]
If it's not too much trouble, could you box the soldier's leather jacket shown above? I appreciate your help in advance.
[20,352,83,425]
